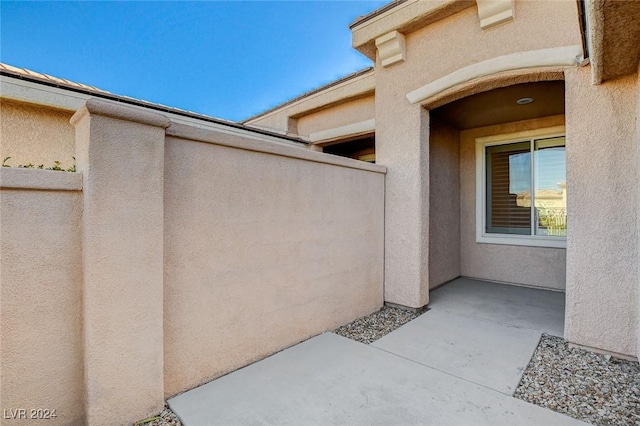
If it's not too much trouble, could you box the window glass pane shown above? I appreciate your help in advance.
[486,141,531,235]
[534,137,566,236]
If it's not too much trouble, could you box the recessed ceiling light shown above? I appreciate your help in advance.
[516,97,534,105]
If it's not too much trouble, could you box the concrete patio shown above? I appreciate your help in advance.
[168,278,584,425]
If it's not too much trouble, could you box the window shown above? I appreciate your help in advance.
[476,127,566,248]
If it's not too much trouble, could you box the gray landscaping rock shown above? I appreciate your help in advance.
[332,306,423,344]
[514,334,640,426]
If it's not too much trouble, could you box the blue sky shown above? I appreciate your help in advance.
[1,1,387,121]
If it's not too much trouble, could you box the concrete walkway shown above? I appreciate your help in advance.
[371,277,566,395]
[169,278,584,425]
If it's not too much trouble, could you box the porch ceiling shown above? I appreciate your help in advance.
[431,81,565,130]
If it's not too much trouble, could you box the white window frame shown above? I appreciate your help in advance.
[475,126,566,249]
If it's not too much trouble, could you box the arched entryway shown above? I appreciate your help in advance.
[427,79,567,292]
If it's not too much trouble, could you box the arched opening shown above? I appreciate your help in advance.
[427,79,567,292]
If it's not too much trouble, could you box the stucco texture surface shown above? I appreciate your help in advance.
[565,67,638,357]
[73,102,168,425]
[401,1,581,97]
[429,118,461,288]
[373,0,580,308]
[375,87,430,308]
[296,95,375,137]
[0,172,84,425]
[637,63,640,359]
[0,99,75,169]
[459,115,567,290]
[597,0,640,82]
[163,135,385,397]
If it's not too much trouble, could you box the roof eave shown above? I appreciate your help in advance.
[350,0,476,61]
[583,0,640,84]
[241,67,374,123]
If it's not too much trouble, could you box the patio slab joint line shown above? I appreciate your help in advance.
[368,343,515,397]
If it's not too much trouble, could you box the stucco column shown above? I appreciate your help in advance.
[376,89,430,309]
[71,99,170,425]
[564,67,638,358]
[636,63,640,359]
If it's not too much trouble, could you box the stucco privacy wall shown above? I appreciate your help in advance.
[1,168,84,425]
[0,97,385,425]
[565,67,638,358]
[163,123,385,397]
[296,95,375,137]
[72,100,169,424]
[0,99,75,169]
[429,118,460,289]
[459,115,567,290]
[374,0,580,308]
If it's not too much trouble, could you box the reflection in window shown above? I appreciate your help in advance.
[534,137,566,236]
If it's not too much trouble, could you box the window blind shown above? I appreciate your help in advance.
[486,142,531,234]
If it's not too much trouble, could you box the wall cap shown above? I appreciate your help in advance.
[70,98,171,128]
[167,122,386,174]
[0,167,83,191]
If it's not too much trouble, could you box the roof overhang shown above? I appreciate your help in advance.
[582,0,640,83]
[350,0,476,61]
[243,68,375,129]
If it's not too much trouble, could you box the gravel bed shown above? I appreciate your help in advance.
[333,306,423,344]
[514,334,640,425]
[134,405,182,426]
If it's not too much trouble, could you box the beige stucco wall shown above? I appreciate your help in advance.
[637,64,640,359]
[429,118,460,288]
[0,99,75,169]
[376,92,430,308]
[296,95,375,137]
[565,67,638,357]
[459,115,567,290]
[0,96,386,425]
[163,125,385,397]
[374,0,580,308]
[401,1,581,92]
[1,168,84,425]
